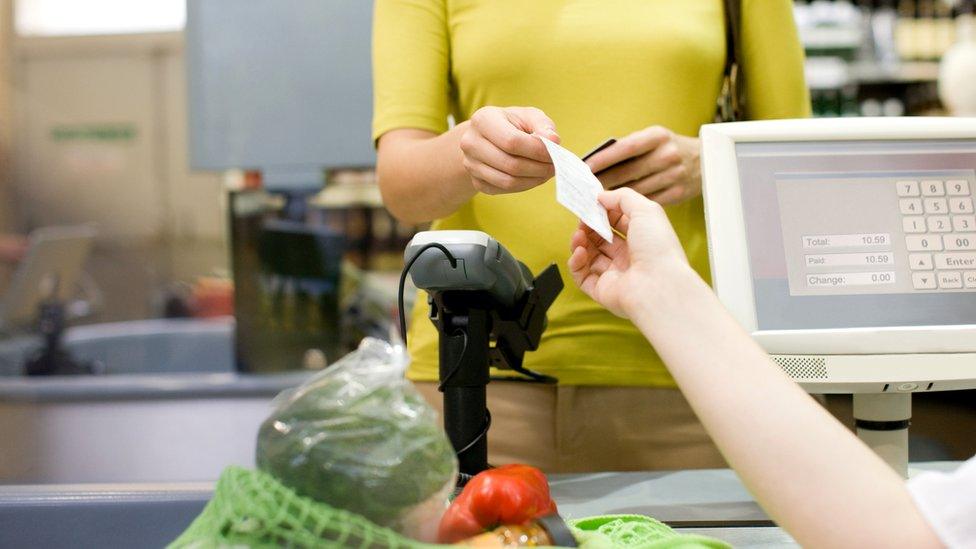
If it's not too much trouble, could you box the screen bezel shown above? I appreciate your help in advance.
[701,117,976,355]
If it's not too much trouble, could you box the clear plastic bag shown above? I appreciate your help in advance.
[256,338,457,542]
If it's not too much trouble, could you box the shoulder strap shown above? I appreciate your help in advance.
[723,0,742,74]
[720,0,745,121]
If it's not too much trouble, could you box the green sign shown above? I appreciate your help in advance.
[51,124,137,143]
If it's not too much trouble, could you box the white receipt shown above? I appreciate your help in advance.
[537,136,614,242]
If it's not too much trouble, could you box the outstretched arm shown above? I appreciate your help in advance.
[377,107,560,224]
[568,188,941,548]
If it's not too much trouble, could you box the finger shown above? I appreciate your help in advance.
[648,184,687,206]
[578,222,603,248]
[568,245,588,273]
[470,177,502,195]
[580,223,624,260]
[575,229,606,263]
[568,246,592,289]
[577,273,599,299]
[596,232,625,257]
[570,228,589,253]
[585,126,671,174]
[584,224,607,246]
[607,208,626,231]
[573,225,611,259]
[579,223,622,257]
[462,133,555,179]
[598,187,660,218]
[625,164,687,197]
[508,107,560,143]
[588,250,614,276]
[470,107,552,162]
[597,141,682,190]
[465,159,546,193]
[569,246,606,298]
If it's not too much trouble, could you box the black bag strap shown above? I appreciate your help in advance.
[723,0,742,76]
[716,0,745,122]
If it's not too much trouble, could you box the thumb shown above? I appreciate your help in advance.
[508,107,560,143]
[598,188,650,218]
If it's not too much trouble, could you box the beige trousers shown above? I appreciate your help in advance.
[415,381,727,473]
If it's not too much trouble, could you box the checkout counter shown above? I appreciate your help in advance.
[0,463,962,548]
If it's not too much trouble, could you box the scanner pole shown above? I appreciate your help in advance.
[438,307,491,477]
[853,393,911,478]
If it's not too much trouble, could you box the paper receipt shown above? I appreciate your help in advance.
[537,136,614,242]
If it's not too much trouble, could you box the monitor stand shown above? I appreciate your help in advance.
[853,393,911,478]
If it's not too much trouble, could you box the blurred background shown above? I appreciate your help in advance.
[0,0,973,485]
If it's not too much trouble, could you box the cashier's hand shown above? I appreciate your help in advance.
[585,126,701,206]
[569,188,690,319]
[460,106,560,195]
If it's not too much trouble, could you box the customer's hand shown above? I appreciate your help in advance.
[568,188,690,319]
[460,106,561,195]
[584,126,701,206]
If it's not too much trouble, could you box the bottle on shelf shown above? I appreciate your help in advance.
[915,0,938,60]
[939,0,976,115]
[935,0,957,57]
[841,85,862,116]
[896,0,920,60]
[871,0,902,66]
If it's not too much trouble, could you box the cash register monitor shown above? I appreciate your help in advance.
[700,117,976,475]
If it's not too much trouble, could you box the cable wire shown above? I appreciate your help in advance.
[398,243,457,345]
[438,329,468,392]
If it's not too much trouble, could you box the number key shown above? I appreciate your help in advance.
[947,180,971,196]
[944,235,976,251]
[903,216,926,233]
[925,198,948,214]
[928,216,952,233]
[899,198,922,215]
[896,180,920,197]
[905,235,943,251]
[922,180,946,196]
[950,197,974,214]
[954,215,976,232]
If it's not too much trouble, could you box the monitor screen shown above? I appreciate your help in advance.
[736,139,976,331]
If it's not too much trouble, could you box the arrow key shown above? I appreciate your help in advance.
[909,253,933,270]
[912,272,938,289]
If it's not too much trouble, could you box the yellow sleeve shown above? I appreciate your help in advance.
[371,0,451,141]
[741,0,812,120]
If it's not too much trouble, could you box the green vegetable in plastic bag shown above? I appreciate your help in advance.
[256,338,458,542]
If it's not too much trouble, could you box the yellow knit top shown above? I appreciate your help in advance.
[373,0,810,386]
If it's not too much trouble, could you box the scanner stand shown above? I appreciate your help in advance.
[429,264,563,481]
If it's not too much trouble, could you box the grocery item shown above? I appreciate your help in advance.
[458,522,555,547]
[438,464,558,543]
[255,338,457,541]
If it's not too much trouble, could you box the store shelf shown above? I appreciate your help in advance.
[849,60,942,84]
[806,57,941,90]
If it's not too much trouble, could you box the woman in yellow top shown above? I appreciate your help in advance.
[372,0,810,472]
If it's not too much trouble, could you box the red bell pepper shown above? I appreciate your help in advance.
[437,464,559,543]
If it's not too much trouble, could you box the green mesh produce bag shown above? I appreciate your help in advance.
[169,467,730,549]
[568,516,730,549]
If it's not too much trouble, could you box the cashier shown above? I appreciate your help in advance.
[569,187,974,548]
[373,1,809,470]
